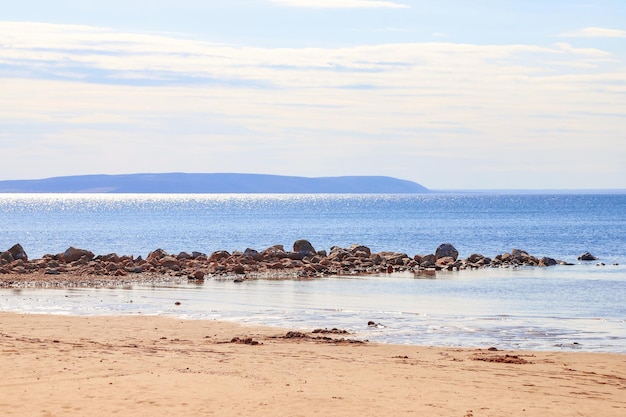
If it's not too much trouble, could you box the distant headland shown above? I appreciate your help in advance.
[0,173,429,194]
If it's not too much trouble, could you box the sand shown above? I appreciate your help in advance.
[1,312,625,417]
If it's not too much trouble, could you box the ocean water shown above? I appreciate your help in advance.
[1,193,625,352]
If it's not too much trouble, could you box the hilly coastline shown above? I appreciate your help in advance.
[0,173,429,194]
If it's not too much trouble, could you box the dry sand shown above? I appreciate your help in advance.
[1,312,625,417]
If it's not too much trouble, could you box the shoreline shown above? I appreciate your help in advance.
[1,312,625,416]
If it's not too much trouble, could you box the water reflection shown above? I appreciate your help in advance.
[1,266,625,353]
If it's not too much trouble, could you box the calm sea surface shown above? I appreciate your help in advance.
[1,193,625,352]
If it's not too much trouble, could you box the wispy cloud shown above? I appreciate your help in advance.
[559,27,626,38]
[1,21,624,187]
[269,0,410,9]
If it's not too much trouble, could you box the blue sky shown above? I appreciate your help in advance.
[1,0,625,189]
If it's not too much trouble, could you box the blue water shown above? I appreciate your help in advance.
[1,193,625,352]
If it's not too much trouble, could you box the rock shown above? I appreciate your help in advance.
[159,256,180,269]
[147,248,168,261]
[419,254,436,268]
[435,256,456,267]
[96,253,120,262]
[435,243,458,261]
[191,270,205,280]
[208,250,231,262]
[578,252,598,261]
[7,244,28,261]
[348,244,371,257]
[293,239,316,257]
[243,248,262,260]
[62,247,95,263]
[0,252,14,264]
[538,257,557,267]
[261,245,288,260]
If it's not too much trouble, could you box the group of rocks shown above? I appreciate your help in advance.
[0,241,597,282]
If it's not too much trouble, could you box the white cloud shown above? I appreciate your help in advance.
[269,0,409,9]
[1,21,625,188]
[559,27,626,38]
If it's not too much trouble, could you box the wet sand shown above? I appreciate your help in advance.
[1,312,625,417]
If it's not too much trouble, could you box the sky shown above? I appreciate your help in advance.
[1,0,625,189]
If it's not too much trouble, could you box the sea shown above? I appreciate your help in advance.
[1,193,625,353]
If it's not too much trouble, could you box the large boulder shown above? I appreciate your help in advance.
[7,244,28,261]
[538,257,557,267]
[62,246,95,263]
[435,243,458,261]
[293,239,316,257]
[578,252,598,261]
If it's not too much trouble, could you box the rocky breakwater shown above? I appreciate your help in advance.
[0,241,584,287]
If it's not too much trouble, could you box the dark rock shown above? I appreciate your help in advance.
[578,252,598,261]
[293,239,316,257]
[435,243,458,261]
[419,254,436,268]
[312,328,349,334]
[243,248,262,260]
[7,244,28,261]
[0,252,14,264]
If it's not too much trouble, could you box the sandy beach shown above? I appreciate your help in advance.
[1,312,624,417]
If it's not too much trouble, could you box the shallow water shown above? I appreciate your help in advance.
[1,265,624,353]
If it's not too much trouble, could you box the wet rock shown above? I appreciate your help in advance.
[312,328,349,334]
[230,337,260,345]
[538,257,557,267]
[283,331,308,339]
[190,270,205,280]
[578,252,598,261]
